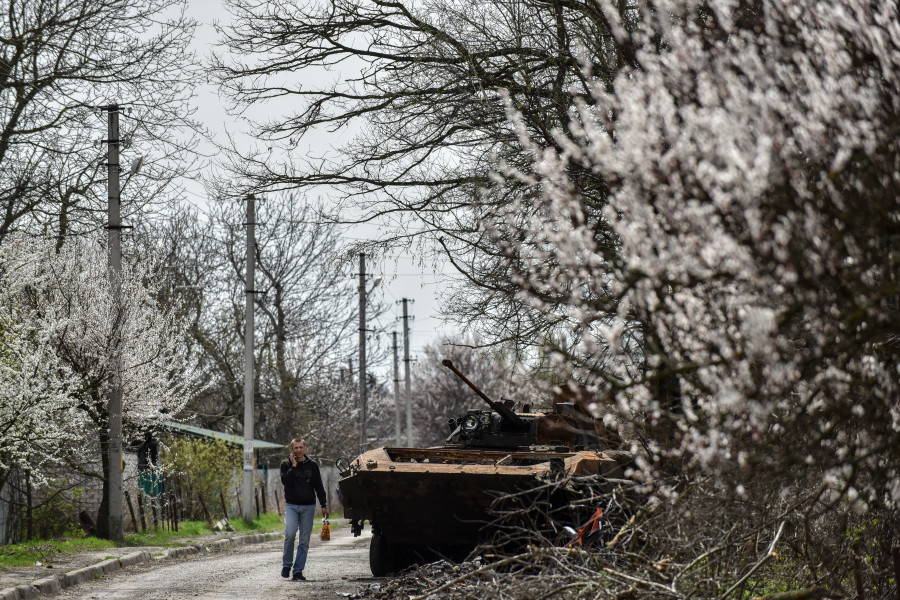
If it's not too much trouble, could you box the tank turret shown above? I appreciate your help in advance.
[441,359,606,450]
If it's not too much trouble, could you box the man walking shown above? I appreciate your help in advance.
[280,438,328,581]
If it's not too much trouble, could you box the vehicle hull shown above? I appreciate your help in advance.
[339,446,624,546]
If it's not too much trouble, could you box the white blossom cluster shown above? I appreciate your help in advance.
[0,234,198,483]
[0,270,83,482]
[497,0,900,507]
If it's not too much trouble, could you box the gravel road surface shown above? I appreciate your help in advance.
[54,527,374,600]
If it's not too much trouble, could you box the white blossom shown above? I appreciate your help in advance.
[492,0,900,507]
[0,233,199,485]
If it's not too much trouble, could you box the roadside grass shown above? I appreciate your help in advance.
[0,537,116,568]
[0,512,347,569]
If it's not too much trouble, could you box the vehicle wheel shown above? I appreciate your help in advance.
[370,530,393,576]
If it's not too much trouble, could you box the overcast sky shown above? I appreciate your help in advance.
[180,0,462,380]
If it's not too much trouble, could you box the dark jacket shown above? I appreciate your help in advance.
[280,456,327,507]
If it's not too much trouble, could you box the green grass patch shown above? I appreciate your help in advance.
[228,512,284,533]
[122,513,283,546]
[0,511,316,569]
[121,518,218,546]
[0,537,115,568]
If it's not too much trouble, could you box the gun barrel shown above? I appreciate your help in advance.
[442,359,527,431]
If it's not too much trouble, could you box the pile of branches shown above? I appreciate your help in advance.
[351,550,846,600]
[351,473,898,600]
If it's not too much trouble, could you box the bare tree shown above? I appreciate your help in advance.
[208,0,641,357]
[154,196,369,447]
[210,0,633,198]
[0,0,201,242]
[301,369,396,463]
[248,198,361,442]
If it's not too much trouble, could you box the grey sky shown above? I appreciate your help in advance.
[180,0,459,379]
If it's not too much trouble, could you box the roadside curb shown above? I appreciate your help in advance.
[155,532,280,560]
[0,532,282,600]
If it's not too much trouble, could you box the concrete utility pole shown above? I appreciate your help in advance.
[392,331,401,445]
[402,299,414,447]
[105,104,124,542]
[358,253,367,453]
[242,194,256,524]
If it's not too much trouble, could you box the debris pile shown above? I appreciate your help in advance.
[347,546,850,600]
[349,558,482,600]
[348,549,614,600]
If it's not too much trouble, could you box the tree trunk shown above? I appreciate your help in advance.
[96,426,111,539]
[25,470,33,541]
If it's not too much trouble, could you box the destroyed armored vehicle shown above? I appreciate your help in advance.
[339,360,632,576]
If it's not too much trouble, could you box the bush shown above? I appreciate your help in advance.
[159,436,241,520]
[26,485,84,541]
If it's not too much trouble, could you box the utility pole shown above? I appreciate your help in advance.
[402,298,414,447]
[358,253,367,453]
[392,331,401,445]
[105,104,124,542]
[242,194,256,524]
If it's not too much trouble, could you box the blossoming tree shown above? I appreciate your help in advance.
[0,233,198,538]
[495,0,899,593]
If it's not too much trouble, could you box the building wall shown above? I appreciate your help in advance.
[66,451,144,532]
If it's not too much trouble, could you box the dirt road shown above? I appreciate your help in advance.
[54,527,374,600]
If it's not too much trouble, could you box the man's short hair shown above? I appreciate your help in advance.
[291,438,305,446]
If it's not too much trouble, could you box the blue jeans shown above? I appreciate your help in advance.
[283,503,316,572]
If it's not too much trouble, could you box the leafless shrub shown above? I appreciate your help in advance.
[353,468,897,600]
